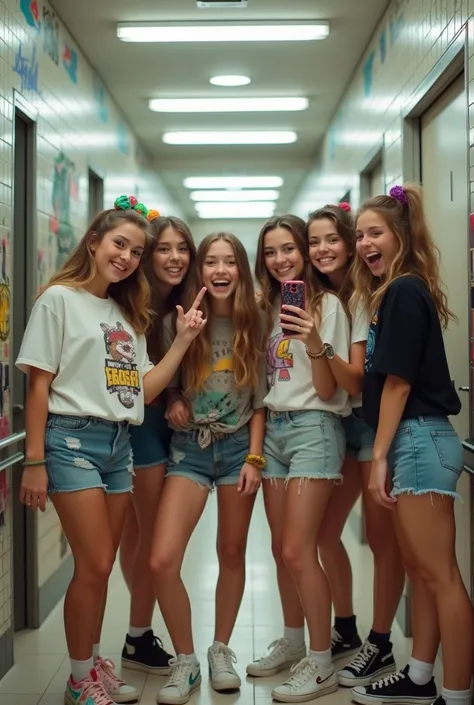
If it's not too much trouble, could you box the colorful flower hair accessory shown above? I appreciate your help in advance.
[147,209,161,222]
[114,194,149,218]
[389,185,408,207]
[338,202,352,212]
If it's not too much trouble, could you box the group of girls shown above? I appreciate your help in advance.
[16,184,472,705]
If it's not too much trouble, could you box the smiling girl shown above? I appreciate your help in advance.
[15,197,206,705]
[120,215,196,676]
[149,233,267,705]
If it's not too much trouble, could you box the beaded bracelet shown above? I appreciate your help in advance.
[23,459,46,467]
[245,453,266,470]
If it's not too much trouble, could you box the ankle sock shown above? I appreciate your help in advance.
[92,643,100,660]
[368,629,391,650]
[128,625,151,639]
[442,686,472,705]
[284,626,305,649]
[334,615,357,640]
[70,657,94,683]
[180,652,199,664]
[308,648,332,669]
[408,657,434,686]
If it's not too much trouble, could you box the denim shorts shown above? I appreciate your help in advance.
[129,403,172,469]
[45,414,133,494]
[388,415,463,498]
[263,410,345,481]
[167,425,250,488]
[343,407,375,462]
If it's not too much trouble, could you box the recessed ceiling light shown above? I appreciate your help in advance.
[150,97,308,113]
[184,176,284,189]
[191,190,279,202]
[163,131,297,145]
[210,75,251,87]
[117,22,329,43]
[195,202,276,218]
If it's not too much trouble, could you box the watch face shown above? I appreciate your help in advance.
[325,344,335,359]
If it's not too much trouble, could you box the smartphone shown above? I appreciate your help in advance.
[281,280,306,336]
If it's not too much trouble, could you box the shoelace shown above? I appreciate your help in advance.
[284,657,318,688]
[348,642,377,672]
[81,678,113,705]
[210,644,237,672]
[95,657,124,685]
[152,634,167,651]
[330,629,342,648]
[166,658,191,690]
[370,670,406,690]
[258,638,290,665]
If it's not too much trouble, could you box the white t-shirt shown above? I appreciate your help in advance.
[264,292,351,416]
[16,285,154,424]
[350,303,371,409]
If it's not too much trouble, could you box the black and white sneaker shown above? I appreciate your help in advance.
[121,629,173,675]
[331,627,362,662]
[351,664,437,704]
[338,640,395,687]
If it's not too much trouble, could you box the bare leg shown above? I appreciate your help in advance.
[119,503,138,593]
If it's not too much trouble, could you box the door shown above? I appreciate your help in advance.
[370,161,384,196]
[421,73,471,590]
[88,169,104,222]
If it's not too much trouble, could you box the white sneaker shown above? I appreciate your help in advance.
[156,655,201,705]
[271,657,338,703]
[94,657,138,703]
[207,642,241,691]
[246,638,306,677]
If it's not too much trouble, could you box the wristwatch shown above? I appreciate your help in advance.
[305,342,335,360]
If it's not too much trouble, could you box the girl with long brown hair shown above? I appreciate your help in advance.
[350,184,472,705]
[119,215,195,676]
[308,203,405,688]
[247,214,350,703]
[149,232,267,705]
[16,197,206,705]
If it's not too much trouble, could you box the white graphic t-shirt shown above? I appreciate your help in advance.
[350,303,371,409]
[264,292,351,416]
[16,285,154,424]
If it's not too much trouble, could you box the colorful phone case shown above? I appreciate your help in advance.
[281,281,305,336]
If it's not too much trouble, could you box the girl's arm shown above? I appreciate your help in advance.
[327,342,365,397]
[307,328,337,401]
[248,407,266,456]
[373,374,411,461]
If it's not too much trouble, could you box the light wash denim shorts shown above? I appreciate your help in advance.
[263,410,345,481]
[129,403,172,469]
[342,407,375,463]
[45,414,133,494]
[166,425,250,489]
[388,415,463,498]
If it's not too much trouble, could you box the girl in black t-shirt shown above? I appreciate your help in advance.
[350,183,472,705]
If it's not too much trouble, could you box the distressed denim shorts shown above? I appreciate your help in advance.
[343,407,375,462]
[388,415,463,499]
[166,425,250,489]
[263,410,345,481]
[45,414,133,494]
[129,403,172,469]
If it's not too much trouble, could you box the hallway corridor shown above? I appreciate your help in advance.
[0,494,436,705]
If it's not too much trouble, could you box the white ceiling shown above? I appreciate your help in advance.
[53,0,389,220]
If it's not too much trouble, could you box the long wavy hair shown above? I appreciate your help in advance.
[351,183,455,329]
[307,204,355,316]
[144,216,196,363]
[42,208,153,335]
[182,232,262,393]
[255,214,327,333]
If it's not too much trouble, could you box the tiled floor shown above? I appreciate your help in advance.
[0,494,435,705]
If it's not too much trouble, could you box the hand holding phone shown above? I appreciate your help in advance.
[281,281,305,337]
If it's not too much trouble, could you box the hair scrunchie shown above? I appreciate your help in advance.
[389,185,408,207]
[114,194,149,218]
[338,202,352,212]
[147,209,161,222]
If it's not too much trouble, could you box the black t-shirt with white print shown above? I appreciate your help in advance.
[363,275,461,431]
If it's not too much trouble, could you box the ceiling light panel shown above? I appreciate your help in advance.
[191,190,279,202]
[210,75,251,86]
[184,176,284,189]
[163,131,297,145]
[150,97,308,113]
[117,22,330,43]
[195,202,276,218]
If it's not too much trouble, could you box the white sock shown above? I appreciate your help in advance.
[180,652,199,664]
[284,626,305,649]
[308,648,332,669]
[128,625,151,638]
[70,657,94,683]
[212,640,225,648]
[92,643,100,660]
[442,686,472,705]
[408,657,434,686]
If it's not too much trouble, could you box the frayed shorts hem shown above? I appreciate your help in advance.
[134,457,168,470]
[165,469,240,490]
[391,487,460,501]
[48,484,133,495]
[262,472,342,482]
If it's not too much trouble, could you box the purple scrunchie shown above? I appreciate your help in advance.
[389,185,408,207]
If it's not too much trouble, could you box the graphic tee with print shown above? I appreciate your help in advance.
[16,286,153,424]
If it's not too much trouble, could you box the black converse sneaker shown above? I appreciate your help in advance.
[331,627,362,662]
[351,664,437,704]
[121,630,173,675]
[338,640,396,687]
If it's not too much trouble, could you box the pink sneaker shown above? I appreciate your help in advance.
[94,656,139,703]
[65,668,113,704]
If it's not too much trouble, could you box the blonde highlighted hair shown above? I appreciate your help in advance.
[352,183,455,329]
[182,232,263,393]
[42,208,153,335]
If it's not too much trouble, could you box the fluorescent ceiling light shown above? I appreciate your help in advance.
[195,202,276,219]
[210,75,251,87]
[150,97,308,113]
[184,176,284,189]
[117,22,329,43]
[191,189,279,202]
[163,131,297,145]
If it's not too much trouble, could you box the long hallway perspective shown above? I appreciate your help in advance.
[0,494,440,705]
